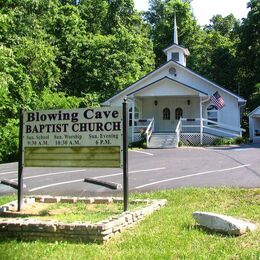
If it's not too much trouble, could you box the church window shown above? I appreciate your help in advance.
[129,106,140,126]
[175,107,183,120]
[171,52,179,61]
[163,108,170,120]
[207,105,218,125]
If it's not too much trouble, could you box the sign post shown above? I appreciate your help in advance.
[123,99,128,211]
[18,107,24,211]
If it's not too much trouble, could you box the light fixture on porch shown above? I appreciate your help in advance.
[154,100,158,106]
[187,99,191,106]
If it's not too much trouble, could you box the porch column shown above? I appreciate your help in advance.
[132,98,135,143]
[200,96,203,145]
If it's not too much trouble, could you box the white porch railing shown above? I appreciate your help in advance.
[130,117,245,145]
[129,118,154,143]
[179,118,245,137]
[202,118,245,137]
[180,118,200,130]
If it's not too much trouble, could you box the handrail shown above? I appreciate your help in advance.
[203,126,240,137]
[175,118,182,145]
[181,118,244,133]
[179,117,244,137]
[202,118,245,133]
[175,118,182,133]
[145,117,154,145]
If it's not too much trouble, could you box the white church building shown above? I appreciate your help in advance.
[249,106,260,143]
[103,15,246,148]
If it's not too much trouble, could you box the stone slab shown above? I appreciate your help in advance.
[193,211,257,235]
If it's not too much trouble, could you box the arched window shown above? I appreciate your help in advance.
[163,108,170,120]
[129,106,140,126]
[207,105,218,125]
[175,107,183,120]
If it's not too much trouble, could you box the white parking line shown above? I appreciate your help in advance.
[134,164,251,189]
[28,167,165,192]
[10,169,87,181]
[29,179,84,191]
[12,167,165,182]
[94,168,165,180]
[0,171,17,176]
[129,150,153,156]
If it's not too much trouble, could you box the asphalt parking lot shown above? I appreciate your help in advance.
[0,144,260,197]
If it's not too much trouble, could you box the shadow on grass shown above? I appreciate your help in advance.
[182,224,238,237]
[0,212,43,218]
[0,237,96,245]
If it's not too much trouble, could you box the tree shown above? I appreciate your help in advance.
[205,14,240,40]
[145,0,201,66]
[236,0,260,111]
[76,30,154,100]
[0,0,155,162]
[191,14,240,93]
[0,46,34,162]
[78,0,108,34]
[14,38,60,92]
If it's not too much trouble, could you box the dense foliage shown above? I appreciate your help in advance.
[0,0,259,162]
[0,0,154,162]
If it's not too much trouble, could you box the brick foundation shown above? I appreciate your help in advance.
[0,196,167,243]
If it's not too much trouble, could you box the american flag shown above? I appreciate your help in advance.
[210,91,225,110]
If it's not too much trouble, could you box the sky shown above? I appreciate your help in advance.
[133,0,249,26]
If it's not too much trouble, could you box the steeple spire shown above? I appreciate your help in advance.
[163,11,190,66]
[173,12,178,45]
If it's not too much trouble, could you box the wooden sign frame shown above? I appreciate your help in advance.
[17,100,129,211]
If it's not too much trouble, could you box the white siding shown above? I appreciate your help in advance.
[135,78,198,97]
[249,107,260,142]
[107,61,243,131]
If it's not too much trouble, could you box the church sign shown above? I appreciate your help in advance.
[18,101,129,212]
[22,107,123,168]
[23,107,122,147]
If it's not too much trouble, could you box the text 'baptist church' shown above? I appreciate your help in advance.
[23,107,123,147]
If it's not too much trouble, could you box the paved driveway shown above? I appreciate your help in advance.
[0,144,259,197]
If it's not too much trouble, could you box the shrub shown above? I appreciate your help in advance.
[212,137,236,146]
[129,139,147,149]
[178,140,184,147]
[234,136,248,144]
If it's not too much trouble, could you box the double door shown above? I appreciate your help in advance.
[154,100,177,132]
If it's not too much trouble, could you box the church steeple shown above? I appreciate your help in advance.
[173,12,178,45]
[163,12,190,66]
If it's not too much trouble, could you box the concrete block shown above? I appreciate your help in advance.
[7,223,22,232]
[77,197,94,204]
[93,197,113,204]
[193,211,257,235]
[43,197,60,203]
[24,197,35,204]
[112,197,123,203]
[60,197,77,203]
[0,206,8,213]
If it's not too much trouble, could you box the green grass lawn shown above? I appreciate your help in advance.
[0,188,259,259]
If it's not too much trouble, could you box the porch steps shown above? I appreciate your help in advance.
[148,133,178,148]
